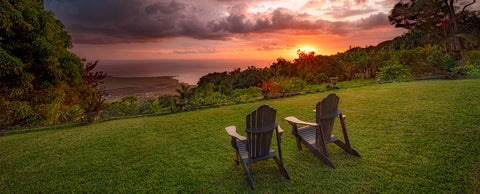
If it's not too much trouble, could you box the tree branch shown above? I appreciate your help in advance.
[461,0,476,15]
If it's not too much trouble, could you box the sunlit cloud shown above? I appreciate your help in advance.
[44,0,407,59]
[172,47,217,54]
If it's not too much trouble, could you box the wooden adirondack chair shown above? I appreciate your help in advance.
[225,105,290,189]
[285,93,360,168]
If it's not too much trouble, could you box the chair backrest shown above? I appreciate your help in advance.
[245,105,277,160]
[315,93,340,142]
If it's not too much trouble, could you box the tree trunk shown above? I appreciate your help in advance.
[446,0,462,59]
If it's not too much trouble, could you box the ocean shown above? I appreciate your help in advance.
[96,59,273,85]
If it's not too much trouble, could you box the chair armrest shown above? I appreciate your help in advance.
[225,126,247,141]
[284,116,318,126]
[277,125,285,134]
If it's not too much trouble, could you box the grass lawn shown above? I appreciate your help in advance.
[1,79,479,192]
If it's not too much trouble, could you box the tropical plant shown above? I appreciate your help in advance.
[256,76,280,96]
[175,84,191,100]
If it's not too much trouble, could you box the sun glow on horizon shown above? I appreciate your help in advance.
[298,47,316,53]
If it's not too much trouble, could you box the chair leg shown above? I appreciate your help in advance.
[234,149,240,165]
[239,160,255,189]
[300,137,335,168]
[337,114,360,157]
[273,156,290,179]
[339,114,352,153]
[334,140,361,157]
[291,125,302,150]
[316,125,329,157]
[231,138,240,165]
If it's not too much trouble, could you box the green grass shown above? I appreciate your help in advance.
[1,79,479,192]
[308,79,377,90]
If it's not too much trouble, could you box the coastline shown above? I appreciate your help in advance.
[96,59,272,85]
[101,76,188,102]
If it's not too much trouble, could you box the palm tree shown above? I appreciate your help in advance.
[175,84,191,111]
[175,84,191,100]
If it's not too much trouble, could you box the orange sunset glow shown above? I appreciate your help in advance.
[44,0,407,61]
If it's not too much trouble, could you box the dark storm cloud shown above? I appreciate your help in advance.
[44,0,391,44]
[325,7,377,19]
[356,12,390,29]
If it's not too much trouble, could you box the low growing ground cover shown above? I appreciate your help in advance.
[1,79,479,192]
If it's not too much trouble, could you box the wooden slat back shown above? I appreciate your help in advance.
[316,93,340,142]
[245,105,276,159]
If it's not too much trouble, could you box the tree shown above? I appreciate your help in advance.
[175,84,191,100]
[339,47,378,79]
[0,0,92,128]
[294,50,317,78]
[269,58,297,77]
[389,0,479,58]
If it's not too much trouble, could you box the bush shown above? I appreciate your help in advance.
[230,87,262,103]
[139,99,170,114]
[376,60,412,81]
[189,83,227,106]
[304,72,329,84]
[190,92,226,106]
[275,77,308,94]
[62,105,84,122]
[463,50,480,66]
[0,100,34,128]
[375,46,453,79]
[420,46,454,75]
[103,96,140,117]
[230,66,268,89]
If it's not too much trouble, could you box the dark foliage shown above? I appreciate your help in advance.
[0,0,92,128]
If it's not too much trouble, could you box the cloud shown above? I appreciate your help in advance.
[256,43,294,51]
[302,0,327,10]
[172,47,217,54]
[324,7,377,19]
[44,0,392,44]
[355,12,390,29]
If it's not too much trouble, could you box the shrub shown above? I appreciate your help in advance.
[420,46,454,75]
[230,66,267,89]
[61,105,84,122]
[463,50,480,66]
[376,60,412,81]
[0,100,34,128]
[103,96,139,117]
[139,99,169,114]
[275,77,308,94]
[230,87,262,103]
[304,72,329,84]
[189,83,227,105]
[450,65,480,76]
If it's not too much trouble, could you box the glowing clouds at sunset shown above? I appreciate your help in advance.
[44,0,407,60]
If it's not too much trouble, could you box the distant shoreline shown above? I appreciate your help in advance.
[95,59,272,85]
[101,76,188,101]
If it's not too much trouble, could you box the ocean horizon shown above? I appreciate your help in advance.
[96,59,273,85]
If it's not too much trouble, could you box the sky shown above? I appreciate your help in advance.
[44,0,408,61]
